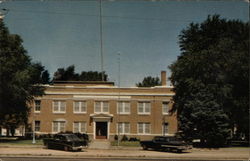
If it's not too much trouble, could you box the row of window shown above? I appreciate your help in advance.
[35,100,170,115]
[34,121,169,134]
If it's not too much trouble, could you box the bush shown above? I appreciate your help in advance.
[114,135,118,141]
[121,135,128,141]
[129,137,140,142]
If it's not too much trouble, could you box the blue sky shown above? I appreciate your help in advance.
[1,0,248,87]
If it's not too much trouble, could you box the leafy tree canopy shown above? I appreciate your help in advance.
[0,20,49,136]
[169,15,249,146]
[136,76,161,87]
[53,65,108,81]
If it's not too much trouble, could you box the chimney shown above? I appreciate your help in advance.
[161,71,167,86]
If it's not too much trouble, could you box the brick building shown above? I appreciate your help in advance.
[29,71,177,140]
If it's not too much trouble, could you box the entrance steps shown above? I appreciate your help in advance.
[88,140,111,149]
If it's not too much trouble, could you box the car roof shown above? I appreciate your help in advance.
[56,133,75,136]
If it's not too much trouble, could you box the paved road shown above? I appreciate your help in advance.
[0,147,248,161]
[0,157,244,161]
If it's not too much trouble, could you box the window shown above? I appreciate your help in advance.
[73,122,86,133]
[34,100,41,112]
[74,101,87,113]
[117,102,130,114]
[163,123,169,135]
[138,102,151,114]
[34,120,40,132]
[117,122,130,134]
[53,101,66,113]
[52,121,65,132]
[138,123,151,134]
[94,101,109,113]
[162,102,169,114]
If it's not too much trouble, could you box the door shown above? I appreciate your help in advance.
[95,122,107,139]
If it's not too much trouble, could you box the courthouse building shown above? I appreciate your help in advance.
[29,71,177,140]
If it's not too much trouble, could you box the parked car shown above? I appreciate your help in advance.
[43,133,88,151]
[140,136,192,153]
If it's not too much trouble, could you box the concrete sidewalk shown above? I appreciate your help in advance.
[0,146,249,160]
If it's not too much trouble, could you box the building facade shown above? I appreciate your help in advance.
[29,72,177,140]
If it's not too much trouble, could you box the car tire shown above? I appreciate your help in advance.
[45,143,50,149]
[142,145,148,150]
[177,149,182,153]
[64,146,69,151]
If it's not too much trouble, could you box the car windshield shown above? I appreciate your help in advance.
[66,135,81,141]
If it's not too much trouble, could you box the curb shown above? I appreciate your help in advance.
[0,145,43,148]
[0,155,247,161]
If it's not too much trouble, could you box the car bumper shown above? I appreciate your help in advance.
[72,145,87,150]
[178,145,192,150]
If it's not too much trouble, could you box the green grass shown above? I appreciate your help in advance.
[111,141,140,147]
[0,139,43,146]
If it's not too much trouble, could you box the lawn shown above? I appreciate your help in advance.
[111,141,140,147]
[0,138,43,146]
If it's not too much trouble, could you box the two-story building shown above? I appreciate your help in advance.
[29,71,177,140]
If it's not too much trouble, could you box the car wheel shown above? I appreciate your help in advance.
[64,146,69,151]
[177,149,182,153]
[45,143,50,149]
[142,145,148,150]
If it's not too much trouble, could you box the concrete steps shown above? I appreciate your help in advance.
[88,140,111,149]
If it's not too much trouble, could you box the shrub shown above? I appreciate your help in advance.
[114,135,118,141]
[129,137,140,142]
[121,135,128,142]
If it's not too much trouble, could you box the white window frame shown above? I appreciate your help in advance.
[117,122,130,134]
[162,123,169,135]
[162,102,169,115]
[73,101,87,114]
[94,101,109,114]
[34,100,41,113]
[137,123,151,134]
[53,101,66,113]
[34,120,40,132]
[137,102,151,115]
[52,121,66,133]
[117,101,130,114]
[73,122,86,133]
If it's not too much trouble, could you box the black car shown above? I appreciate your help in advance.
[140,136,192,153]
[43,133,88,151]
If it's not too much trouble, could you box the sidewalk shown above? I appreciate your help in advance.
[0,145,249,160]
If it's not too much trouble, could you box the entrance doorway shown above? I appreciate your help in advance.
[95,122,107,139]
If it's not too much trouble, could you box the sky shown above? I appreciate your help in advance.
[0,0,249,87]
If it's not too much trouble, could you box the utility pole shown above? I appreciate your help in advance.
[99,0,104,81]
[117,52,121,146]
[32,112,36,144]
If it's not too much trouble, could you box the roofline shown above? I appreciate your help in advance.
[51,81,115,85]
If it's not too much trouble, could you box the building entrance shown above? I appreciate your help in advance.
[95,122,107,139]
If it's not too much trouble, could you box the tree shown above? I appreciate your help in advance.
[41,70,50,84]
[0,20,47,136]
[53,65,108,81]
[136,76,161,87]
[169,15,249,146]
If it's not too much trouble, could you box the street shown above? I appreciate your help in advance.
[0,147,248,161]
[0,157,245,161]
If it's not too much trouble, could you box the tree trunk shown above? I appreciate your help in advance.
[6,128,10,137]
[10,127,15,136]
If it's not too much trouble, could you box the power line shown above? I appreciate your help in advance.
[4,8,198,23]
[0,0,247,2]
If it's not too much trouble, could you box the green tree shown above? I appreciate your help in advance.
[169,15,249,146]
[136,76,161,87]
[0,20,47,136]
[53,65,108,81]
[41,70,50,84]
